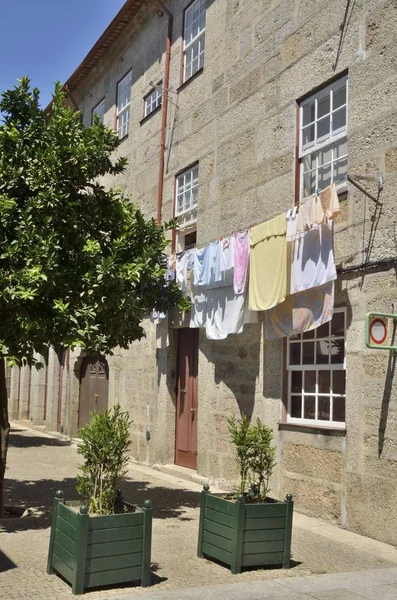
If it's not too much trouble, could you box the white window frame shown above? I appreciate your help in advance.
[92,98,105,125]
[299,76,348,200]
[183,0,206,83]
[286,308,346,429]
[144,86,162,118]
[116,70,132,139]
[175,164,199,217]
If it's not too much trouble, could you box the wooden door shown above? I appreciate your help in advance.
[78,356,109,428]
[175,329,199,469]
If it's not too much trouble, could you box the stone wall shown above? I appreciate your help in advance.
[14,0,397,544]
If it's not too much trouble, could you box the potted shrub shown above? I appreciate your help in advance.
[47,405,152,595]
[197,414,293,574]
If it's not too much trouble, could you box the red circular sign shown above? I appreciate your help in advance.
[370,318,387,345]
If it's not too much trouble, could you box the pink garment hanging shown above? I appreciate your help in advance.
[233,230,249,295]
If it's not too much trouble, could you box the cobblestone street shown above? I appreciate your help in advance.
[1,425,397,599]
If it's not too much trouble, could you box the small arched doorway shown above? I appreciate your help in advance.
[78,356,109,428]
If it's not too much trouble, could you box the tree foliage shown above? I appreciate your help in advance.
[76,405,131,515]
[0,77,186,364]
[0,77,187,516]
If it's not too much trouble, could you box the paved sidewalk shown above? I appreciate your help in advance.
[1,425,397,600]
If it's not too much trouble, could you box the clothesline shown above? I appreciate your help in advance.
[174,187,332,257]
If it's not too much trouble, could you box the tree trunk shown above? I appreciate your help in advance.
[0,358,10,518]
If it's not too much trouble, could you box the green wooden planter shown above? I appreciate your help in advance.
[47,490,152,595]
[197,485,293,574]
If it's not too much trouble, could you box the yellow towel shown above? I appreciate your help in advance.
[249,213,287,311]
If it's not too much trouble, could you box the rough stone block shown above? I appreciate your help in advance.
[283,443,344,483]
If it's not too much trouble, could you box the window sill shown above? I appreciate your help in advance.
[117,133,129,144]
[139,104,162,125]
[177,67,204,93]
[278,422,346,435]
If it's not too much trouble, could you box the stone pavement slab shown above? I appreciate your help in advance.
[1,425,397,600]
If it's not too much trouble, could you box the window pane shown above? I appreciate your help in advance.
[332,371,346,395]
[319,146,332,166]
[304,396,316,419]
[302,342,315,364]
[332,107,346,133]
[291,396,302,418]
[317,322,330,338]
[333,157,348,185]
[289,342,301,365]
[317,116,330,141]
[303,170,316,197]
[302,124,315,149]
[318,163,332,190]
[330,339,345,364]
[318,95,330,119]
[335,139,347,158]
[318,396,330,420]
[333,397,345,422]
[316,340,329,364]
[333,85,346,110]
[303,153,316,173]
[305,370,316,393]
[331,312,345,336]
[303,328,315,339]
[318,370,330,394]
[291,371,302,393]
[303,102,315,126]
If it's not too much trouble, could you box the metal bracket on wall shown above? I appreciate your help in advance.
[347,174,382,206]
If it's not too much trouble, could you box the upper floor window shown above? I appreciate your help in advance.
[183,0,206,82]
[175,164,199,217]
[299,76,348,200]
[144,86,162,118]
[92,98,105,125]
[286,308,346,428]
[117,70,132,139]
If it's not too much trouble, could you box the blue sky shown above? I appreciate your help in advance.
[0,0,126,108]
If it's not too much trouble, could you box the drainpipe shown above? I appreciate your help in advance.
[156,1,173,226]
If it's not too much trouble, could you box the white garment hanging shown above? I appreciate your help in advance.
[290,222,336,295]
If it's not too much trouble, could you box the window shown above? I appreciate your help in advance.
[144,86,162,118]
[183,0,206,82]
[116,70,132,139]
[299,76,348,199]
[175,164,199,217]
[286,309,346,428]
[92,98,105,125]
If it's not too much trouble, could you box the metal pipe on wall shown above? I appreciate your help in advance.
[156,1,173,226]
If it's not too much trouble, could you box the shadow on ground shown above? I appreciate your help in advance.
[8,430,71,448]
[0,549,17,573]
[2,474,201,533]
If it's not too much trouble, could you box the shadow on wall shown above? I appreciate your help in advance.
[378,321,397,457]
[199,323,261,420]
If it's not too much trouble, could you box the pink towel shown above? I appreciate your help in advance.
[233,230,249,295]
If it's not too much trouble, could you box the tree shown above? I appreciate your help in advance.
[0,78,187,516]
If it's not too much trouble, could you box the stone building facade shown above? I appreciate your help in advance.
[10,0,397,545]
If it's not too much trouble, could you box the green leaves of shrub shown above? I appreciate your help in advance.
[227,414,276,502]
[76,405,132,515]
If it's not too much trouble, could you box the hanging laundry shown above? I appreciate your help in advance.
[233,230,249,295]
[290,222,336,294]
[296,183,340,233]
[219,235,235,273]
[190,266,246,340]
[176,248,194,294]
[263,281,334,340]
[285,206,298,240]
[193,241,221,286]
[249,214,287,311]
[166,252,176,281]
